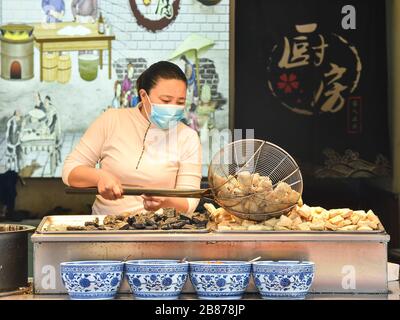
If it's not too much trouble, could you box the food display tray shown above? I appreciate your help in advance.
[213,229,385,234]
[36,215,210,234]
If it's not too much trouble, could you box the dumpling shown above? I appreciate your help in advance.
[237,171,253,192]
[259,176,273,192]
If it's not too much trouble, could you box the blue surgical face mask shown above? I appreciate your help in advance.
[145,94,185,130]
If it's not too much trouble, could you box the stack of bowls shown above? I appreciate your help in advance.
[252,260,315,300]
[60,259,315,300]
[189,261,252,300]
[125,260,189,299]
[60,261,124,300]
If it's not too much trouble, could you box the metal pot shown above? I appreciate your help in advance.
[0,224,36,292]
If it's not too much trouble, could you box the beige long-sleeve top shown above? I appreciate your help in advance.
[62,107,202,215]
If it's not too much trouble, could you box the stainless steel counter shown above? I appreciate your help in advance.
[1,281,399,300]
[32,231,390,294]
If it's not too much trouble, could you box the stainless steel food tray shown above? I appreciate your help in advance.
[36,215,210,234]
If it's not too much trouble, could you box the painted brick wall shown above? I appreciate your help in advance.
[113,57,148,82]
[98,0,230,101]
[98,0,229,52]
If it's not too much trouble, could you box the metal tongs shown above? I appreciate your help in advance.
[65,186,213,199]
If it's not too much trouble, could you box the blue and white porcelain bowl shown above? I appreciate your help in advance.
[125,260,189,300]
[189,261,252,300]
[60,261,124,300]
[252,260,315,300]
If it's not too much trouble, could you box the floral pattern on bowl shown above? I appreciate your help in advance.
[60,261,124,300]
[189,261,252,300]
[252,260,315,300]
[125,260,189,300]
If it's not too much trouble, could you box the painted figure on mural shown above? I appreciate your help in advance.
[42,0,65,23]
[71,0,98,56]
[34,92,46,113]
[121,91,131,108]
[122,63,134,95]
[71,0,98,23]
[180,55,199,111]
[122,63,139,107]
[44,96,60,136]
[44,96,62,162]
[25,92,50,134]
[187,103,200,132]
[5,110,24,171]
[25,108,47,134]
[111,81,122,108]
[131,88,140,107]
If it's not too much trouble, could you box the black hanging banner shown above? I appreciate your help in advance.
[234,0,391,179]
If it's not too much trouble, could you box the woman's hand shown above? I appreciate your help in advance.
[97,170,123,200]
[141,195,170,211]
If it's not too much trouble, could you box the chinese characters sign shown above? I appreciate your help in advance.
[267,23,362,116]
[129,0,180,32]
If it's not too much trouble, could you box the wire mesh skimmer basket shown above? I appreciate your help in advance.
[208,139,303,221]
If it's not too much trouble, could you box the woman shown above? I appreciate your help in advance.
[62,61,202,215]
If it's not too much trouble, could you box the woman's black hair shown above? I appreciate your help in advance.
[136,61,187,102]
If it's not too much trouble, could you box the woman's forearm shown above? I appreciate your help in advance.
[67,165,102,187]
[164,197,189,213]
[68,167,192,212]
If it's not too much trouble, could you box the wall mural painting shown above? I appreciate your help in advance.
[0,0,230,177]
